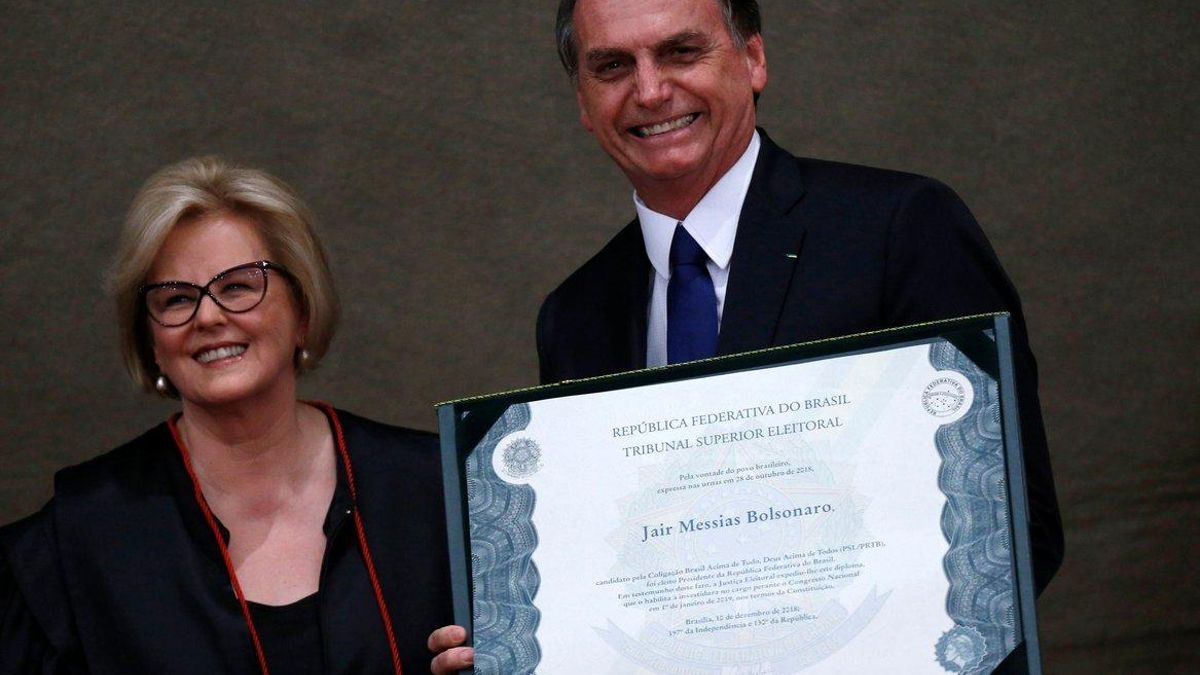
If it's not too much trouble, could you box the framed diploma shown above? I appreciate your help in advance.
[438,314,1042,674]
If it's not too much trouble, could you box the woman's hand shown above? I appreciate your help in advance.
[428,625,474,674]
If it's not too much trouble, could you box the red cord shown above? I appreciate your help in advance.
[316,402,404,675]
[169,404,403,675]
[169,414,271,675]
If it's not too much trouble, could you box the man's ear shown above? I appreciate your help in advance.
[577,87,595,132]
[745,34,768,94]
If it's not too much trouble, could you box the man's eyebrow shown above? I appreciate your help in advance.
[583,31,711,64]
[584,46,631,64]
[657,31,708,51]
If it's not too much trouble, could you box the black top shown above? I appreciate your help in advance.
[0,408,452,675]
[249,593,322,675]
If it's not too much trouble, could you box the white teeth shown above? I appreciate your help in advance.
[637,113,697,137]
[196,345,246,364]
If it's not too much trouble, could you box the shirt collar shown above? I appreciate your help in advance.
[636,131,761,279]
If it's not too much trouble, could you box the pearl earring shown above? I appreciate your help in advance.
[155,375,169,394]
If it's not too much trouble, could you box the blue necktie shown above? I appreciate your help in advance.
[667,224,718,364]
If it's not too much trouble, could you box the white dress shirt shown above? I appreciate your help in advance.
[636,131,761,367]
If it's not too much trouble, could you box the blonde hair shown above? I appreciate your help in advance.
[110,156,339,395]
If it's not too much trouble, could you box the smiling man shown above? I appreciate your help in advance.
[540,0,1064,622]
[569,0,766,220]
[542,0,1060,558]
[431,1,1063,671]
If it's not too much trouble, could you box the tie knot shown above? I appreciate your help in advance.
[669,225,707,268]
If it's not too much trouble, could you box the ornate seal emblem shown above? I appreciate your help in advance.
[923,377,966,417]
[935,625,987,672]
[501,437,543,479]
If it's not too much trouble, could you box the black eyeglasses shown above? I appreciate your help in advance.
[141,260,289,327]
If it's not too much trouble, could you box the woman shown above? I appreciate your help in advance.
[0,157,450,674]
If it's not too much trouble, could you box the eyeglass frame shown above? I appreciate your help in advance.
[139,260,291,328]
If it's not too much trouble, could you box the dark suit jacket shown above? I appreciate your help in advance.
[537,130,1063,595]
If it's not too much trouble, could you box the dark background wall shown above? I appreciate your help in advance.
[1,1,1196,672]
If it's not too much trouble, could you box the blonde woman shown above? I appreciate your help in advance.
[0,158,450,674]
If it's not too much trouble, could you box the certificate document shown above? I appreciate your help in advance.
[439,316,1041,674]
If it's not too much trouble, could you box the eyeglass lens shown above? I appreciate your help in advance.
[145,265,268,326]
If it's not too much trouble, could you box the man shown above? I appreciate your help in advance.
[431,0,1062,671]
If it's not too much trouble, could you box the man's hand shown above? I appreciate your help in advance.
[429,624,474,674]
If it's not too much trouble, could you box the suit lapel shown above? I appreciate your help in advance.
[610,220,651,373]
[718,133,808,355]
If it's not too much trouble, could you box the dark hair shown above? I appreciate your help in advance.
[556,0,762,79]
